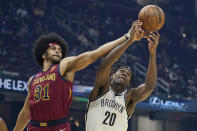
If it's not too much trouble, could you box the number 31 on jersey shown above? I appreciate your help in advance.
[34,84,50,102]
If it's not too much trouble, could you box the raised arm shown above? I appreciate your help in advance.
[13,77,33,131]
[89,21,145,101]
[59,30,131,81]
[128,32,159,105]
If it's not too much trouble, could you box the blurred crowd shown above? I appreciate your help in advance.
[0,0,197,101]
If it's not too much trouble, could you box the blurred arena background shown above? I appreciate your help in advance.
[0,0,197,130]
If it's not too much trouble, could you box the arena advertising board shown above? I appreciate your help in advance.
[0,77,28,92]
[136,96,192,112]
[1,77,197,112]
[0,77,92,93]
[149,96,187,111]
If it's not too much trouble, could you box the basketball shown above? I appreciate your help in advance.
[138,5,165,32]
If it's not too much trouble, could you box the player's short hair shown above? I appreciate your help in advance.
[33,32,68,67]
[111,63,136,88]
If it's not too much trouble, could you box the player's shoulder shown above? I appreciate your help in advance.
[27,74,38,85]
[61,56,75,61]
[59,56,76,66]
[27,75,33,83]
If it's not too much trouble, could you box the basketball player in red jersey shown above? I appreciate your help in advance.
[13,20,144,131]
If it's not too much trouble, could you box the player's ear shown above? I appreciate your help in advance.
[110,75,112,81]
[42,53,46,59]
[110,74,113,79]
[110,74,114,79]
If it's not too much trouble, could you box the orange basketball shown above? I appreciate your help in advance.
[138,5,165,32]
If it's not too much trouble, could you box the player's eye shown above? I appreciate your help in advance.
[50,46,55,50]
[120,70,124,73]
[58,49,62,53]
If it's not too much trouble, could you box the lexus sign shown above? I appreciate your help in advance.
[149,96,187,111]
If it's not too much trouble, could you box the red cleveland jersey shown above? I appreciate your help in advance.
[28,64,73,128]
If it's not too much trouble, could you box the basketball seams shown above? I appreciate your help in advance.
[138,11,145,31]
[156,6,165,30]
[151,6,158,32]
[154,6,162,30]
[144,7,153,31]
[138,5,165,32]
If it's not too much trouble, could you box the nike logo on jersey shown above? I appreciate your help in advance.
[101,98,125,113]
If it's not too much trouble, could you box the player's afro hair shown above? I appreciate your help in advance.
[33,33,68,67]
[111,63,136,88]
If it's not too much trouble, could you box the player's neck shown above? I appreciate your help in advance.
[42,61,53,72]
[111,84,126,94]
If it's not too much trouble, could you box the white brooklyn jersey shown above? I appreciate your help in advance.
[86,89,130,131]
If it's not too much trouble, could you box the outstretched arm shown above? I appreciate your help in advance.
[59,29,132,82]
[128,32,159,104]
[13,77,33,131]
[89,20,145,101]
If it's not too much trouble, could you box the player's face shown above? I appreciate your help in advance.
[44,45,62,63]
[111,68,131,88]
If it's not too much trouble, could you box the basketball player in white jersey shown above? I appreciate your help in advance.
[86,21,160,131]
